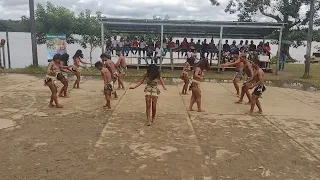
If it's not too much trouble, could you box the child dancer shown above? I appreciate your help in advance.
[72,50,91,89]
[130,64,167,126]
[245,59,266,115]
[180,60,191,95]
[44,54,71,108]
[100,53,118,99]
[235,54,254,104]
[95,61,113,109]
[189,59,210,112]
[116,51,127,90]
[220,53,243,96]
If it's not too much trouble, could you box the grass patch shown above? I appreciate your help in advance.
[1,63,320,88]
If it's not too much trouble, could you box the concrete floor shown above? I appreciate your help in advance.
[0,74,320,180]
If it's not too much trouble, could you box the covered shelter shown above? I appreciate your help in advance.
[100,18,285,74]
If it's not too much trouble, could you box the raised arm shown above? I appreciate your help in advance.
[130,73,147,89]
[79,58,91,65]
[221,59,240,67]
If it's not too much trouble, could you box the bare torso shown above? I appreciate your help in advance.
[101,68,112,84]
[118,55,127,68]
[193,67,203,81]
[47,61,60,76]
[106,60,117,74]
[235,61,244,71]
[252,68,264,84]
[243,61,253,77]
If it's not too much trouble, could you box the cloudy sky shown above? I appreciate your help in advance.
[0,0,308,21]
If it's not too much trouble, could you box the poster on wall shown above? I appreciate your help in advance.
[46,34,67,62]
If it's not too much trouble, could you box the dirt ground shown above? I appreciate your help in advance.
[0,74,320,180]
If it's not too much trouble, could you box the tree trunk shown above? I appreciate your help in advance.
[90,43,93,67]
[281,24,297,62]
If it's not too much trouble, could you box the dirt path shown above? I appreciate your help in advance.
[0,74,320,180]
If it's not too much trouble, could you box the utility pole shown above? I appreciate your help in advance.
[304,0,315,77]
[29,0,38,66]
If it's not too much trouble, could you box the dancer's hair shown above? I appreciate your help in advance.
[73,50,83,59]
[53,54,62,61]
[194,58,210,71]
[95,61,103,69]
[100,53,111,59]
[61,53,69,65]
[146,64,160,81]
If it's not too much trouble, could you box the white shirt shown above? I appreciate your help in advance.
[118,41,124,48]
[112,40,118,47]
[237,44,243,49]
[155,47,162,57]
[187,52,196,58]
[162,43,167,49]
[140,41,146,48]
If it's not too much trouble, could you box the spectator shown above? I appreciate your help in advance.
[139,38,147,57]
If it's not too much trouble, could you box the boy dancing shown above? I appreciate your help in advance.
[95,61,113,109]
[245,59,266,115]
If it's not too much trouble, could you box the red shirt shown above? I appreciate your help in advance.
[132,41,138,48]
[168,41,175,49]
[181,41,189,49]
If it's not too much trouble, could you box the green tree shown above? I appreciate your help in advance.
[210,0,320,59]
[75,10,107,64]
[34,1,76,44]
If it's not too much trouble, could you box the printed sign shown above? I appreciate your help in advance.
[46,34,67,61]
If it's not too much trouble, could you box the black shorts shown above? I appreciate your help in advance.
[252,85,266,97]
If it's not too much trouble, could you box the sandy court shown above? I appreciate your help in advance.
[0,74,320,180]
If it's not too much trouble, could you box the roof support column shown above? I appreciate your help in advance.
[218,26,223,72]
[160,24,164,71]
[276,27,283,75]
[101,20,105,54]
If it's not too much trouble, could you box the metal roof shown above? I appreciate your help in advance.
[102,18,285,39]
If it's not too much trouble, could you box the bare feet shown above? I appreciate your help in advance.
[103,105,111,109]
[58,94,64,97]
[56,104,63,108]
[245,111,253,115]
[235,100,243,104]
[152,119,155,124]
[49,103,55,107]
[147,120,151,126]
[188,109,194,111]
[257,111,263,115]
[197,109,205,112]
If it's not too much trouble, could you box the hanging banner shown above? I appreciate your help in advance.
[46,34,67,61]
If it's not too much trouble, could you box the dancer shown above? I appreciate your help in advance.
[44,54,71,108]
[58,53,72,97]
[180,60,191,95]
[189,59,210,112]
[72,50,91,89]
[245,59,266,115]
[220,53,243,96]
[129,64,167,126]
[95,61,113,109]
[116,51,127,90]
[236,54,254,104]
[100,53,118,99]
